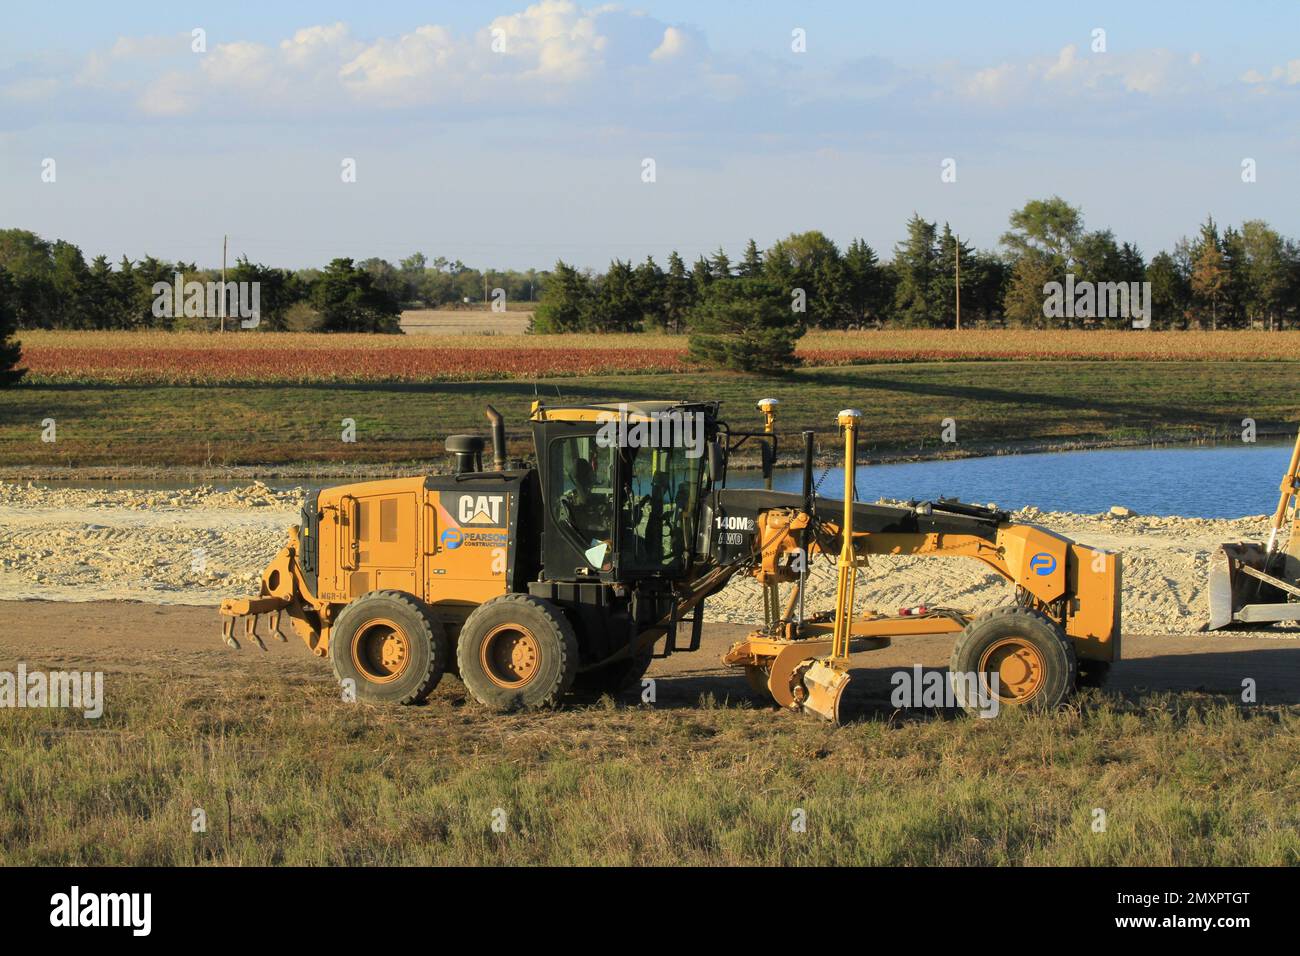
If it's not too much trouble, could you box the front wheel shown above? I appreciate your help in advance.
[949,606,1076,715]
[329,590,449,705]
[456,594,579,711]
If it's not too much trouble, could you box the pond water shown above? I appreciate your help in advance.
[15,443,1293,519]
[728,443,1294,519]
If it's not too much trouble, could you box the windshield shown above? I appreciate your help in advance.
[618,444,705,573]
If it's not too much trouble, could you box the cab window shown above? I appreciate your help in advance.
[548,435,615,568]
[619,444,703,573]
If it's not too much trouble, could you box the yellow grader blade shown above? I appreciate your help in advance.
[798,659,851,722]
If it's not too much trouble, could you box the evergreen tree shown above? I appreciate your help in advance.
[662,251,693,333]
[0,267,26,385]
[531,260,591,333]
[310,257,402,333]
[763,230,848,328]
[709,246,732,280]
[585,259,641,332]
[931,225,973,329]
[738,239,763,278]
[892,214,939,326]
[659,251,693,333]
[687,278,803,375]
[1190,218,1227,330]
[1147,252,1189,329]
[691,255,713,300]
[843,238,884,326]
[632,255,666,328]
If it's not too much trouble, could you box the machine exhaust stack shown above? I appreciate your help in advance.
[485,404,507,471]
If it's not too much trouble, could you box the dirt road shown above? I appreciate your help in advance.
[5,600,1297,715]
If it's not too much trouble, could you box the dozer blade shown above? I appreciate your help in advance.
[799,660,851,723]
[1206,543,1271,630]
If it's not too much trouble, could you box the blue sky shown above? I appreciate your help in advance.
[1,1,1297,270]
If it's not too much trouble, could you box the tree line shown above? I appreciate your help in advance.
[3,198,1300,380]
[0,230,548,334]
[535,199,1300,336]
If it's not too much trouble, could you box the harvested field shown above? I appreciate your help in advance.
[15,329,1300,385]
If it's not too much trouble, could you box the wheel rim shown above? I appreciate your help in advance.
[480,624,541,688]
[351,618,411,684]
[977,637,1046,704]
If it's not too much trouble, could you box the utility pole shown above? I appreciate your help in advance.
[219,234,228,333]
[954,234,961,331]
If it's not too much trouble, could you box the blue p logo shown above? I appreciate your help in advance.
[441,528,463,550]
[1030,551,1056,576]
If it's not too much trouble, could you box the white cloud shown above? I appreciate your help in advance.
[956,43,1206,102]
[281,23,362,69]
[137,71,195,116]
[1,76,59,101]
[650,26,687,62]
[200,41,277,90]
[486,1,607,79]
[339,26,457,100]
[1244,58,1300,86]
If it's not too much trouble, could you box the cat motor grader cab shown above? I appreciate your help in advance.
[219,400,1121,722]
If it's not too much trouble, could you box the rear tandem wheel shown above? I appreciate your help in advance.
[949,606,1077,715]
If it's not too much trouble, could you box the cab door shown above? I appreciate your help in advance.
[341,483,421,599]
[423,482,514,609]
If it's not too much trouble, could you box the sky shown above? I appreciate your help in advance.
[1,1,1297,271]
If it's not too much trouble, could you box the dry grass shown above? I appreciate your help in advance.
[1,664,1296,866]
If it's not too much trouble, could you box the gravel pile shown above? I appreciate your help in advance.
[0,483,1278,634]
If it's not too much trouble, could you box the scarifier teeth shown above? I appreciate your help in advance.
[221,616,241,650]
[269,609,288,643]
[245,614,269,652]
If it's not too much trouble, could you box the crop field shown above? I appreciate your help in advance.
[5,330,1300,472]
[15,329,1300,385]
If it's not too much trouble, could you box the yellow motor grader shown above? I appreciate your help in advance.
[220,400,1121,722]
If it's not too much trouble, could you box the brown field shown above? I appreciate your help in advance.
[15,329,1300,386]
[399,308,534,336]
[23,327,1300,355]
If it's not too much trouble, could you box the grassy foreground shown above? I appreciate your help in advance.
[1,668,1296,866]
[5,360,1300,470]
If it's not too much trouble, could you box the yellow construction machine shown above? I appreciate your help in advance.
[1207,425,1300,630]
[220,400,1121,722]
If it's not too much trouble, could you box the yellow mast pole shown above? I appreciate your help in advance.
[830,409,861,663]
[757,399,780,628]
[1267,424,1300,554]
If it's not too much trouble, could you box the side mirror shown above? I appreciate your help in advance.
[707,441,726,485]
